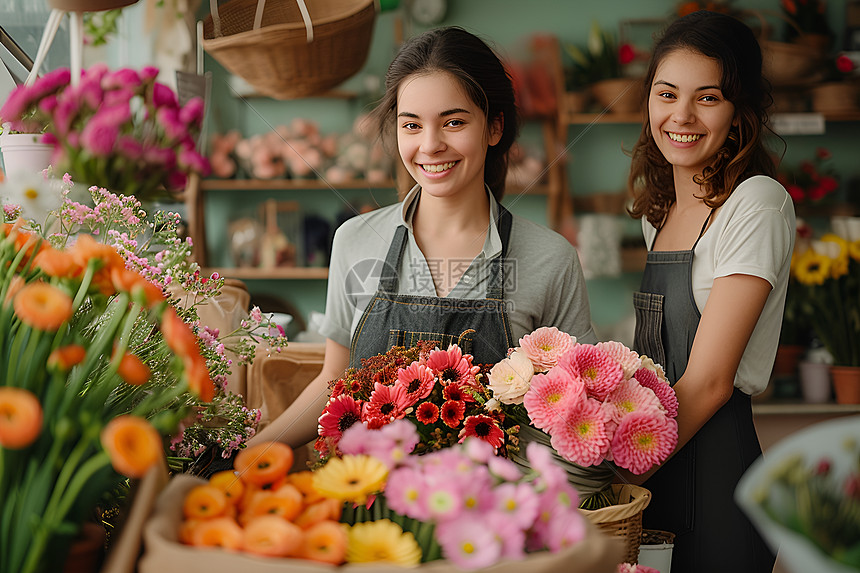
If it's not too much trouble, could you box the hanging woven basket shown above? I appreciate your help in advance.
[202,0,376,100]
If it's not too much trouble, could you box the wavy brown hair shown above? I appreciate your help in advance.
[369,26,519,202]
[627,11,779,227]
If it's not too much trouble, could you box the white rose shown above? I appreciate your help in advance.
[487,350,534,405]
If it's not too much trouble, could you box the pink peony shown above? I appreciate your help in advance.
[596,340,641,379]
[611,411,678,475]
[634,367,678,418]
[518,326,576,372]
[394,361,435,400]
[602,378,665,425]
[523,366,585,433]
[549,398,611,467]
[559,344,624,401]
[80,114,121,157]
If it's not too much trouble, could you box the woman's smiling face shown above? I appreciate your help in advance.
[649,49,736,181]
[396,70,501,200]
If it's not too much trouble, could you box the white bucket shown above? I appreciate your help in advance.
[0,132,54,178]
[638,530,674,573]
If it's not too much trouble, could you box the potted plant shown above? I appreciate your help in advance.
[779,0,834,52]
[566,22,639,114]
[810,53,860,114]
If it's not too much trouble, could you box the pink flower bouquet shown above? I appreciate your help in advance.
[0,65,210,202]
[315,342,510,459]
[487,327,679,508]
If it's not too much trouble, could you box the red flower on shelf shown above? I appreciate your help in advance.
[778,147,840,205]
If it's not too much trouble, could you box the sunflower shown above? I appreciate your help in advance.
[793,249,832,285]
[346,519,422,565]
[312,454,388,505]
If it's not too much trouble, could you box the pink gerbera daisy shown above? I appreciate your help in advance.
[549,398,611,467]
[611,411,678,475]
[459,415,505,451]
[559,344,624,401]
[317,394,362,439]
[435,517,501,570]
[602,378,665,425]
[518,326,576,372]
[596,340,641,379]
[394,361,435,401]
[440,400,466,428]
[416,401,440,424]
[427,344,479,388]
[363,382,412,429]
[634,368,678,418]
[523,367,585,433]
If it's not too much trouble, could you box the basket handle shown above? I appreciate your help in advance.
[209,0,314,43]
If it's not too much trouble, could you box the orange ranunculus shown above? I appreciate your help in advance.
[239,484,303,525]
[48,344,87,371]
[242,515,303,557]
[11,227,47,267]
[115,350,151,386]
[294,498,343,530]
[188,517,244,550]
[101,415,163,478]
[13,282,73,331]
[183,484,230,520]
[161,306,199,358]
[234,442,294,487]
[209,470,245,505]
[33,246,83,279]
[183,353,215,402]
[110,266,164,307]
[3,275,25,307]
[298,520,348,565]
[70,234,125,271]
[0,387,43,449]
[289,470,325,504]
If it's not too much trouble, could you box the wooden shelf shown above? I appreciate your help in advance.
[199,179,397,191]
[203,266,329,280]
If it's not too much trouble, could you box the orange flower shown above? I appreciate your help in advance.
[209,471,245,505]
[33,246,82,279]
[188,517,244,550]
[110,266,164,307]
[289,470,325,504]
[70,234,125,271]
[294,498,343,530]
[114,350,151,386]
[183,484,230,520]
[3,275,25,307]
[0,387,43,449]
[234,442,294,487]
[183,353,215,403]
[242,515,303,557]
[100,415,163,478]
[13,282,73,331]
[298,520,348,565]
[239,484,303,525]
[161,306,199,358]
[48,344,87,371]
[11,227,47,268]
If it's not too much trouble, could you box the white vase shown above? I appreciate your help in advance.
[798,361,831,404]
[0,132,61,227]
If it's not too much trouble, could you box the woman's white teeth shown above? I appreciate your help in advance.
[422,161,456,173]
[668,132,702,143]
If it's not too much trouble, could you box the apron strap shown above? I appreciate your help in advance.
[691,208,715,252]
[378,225,408,294]
[486,205,512,299]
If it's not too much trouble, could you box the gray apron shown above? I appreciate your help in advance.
[632,212,775,573]
[349,206,515,368]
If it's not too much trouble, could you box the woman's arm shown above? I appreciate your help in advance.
[624,272,772,484]
[248,338,350,448]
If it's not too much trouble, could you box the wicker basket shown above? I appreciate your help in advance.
[580,484,652,564]
[202,0,376,100]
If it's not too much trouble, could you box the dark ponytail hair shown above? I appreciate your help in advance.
[370,26,519,201]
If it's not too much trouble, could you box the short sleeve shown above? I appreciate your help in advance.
[317,225,355,347]
[549,247,598,344]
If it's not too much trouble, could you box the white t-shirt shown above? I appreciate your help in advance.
[642,175,796,395]
[319,185,597,349]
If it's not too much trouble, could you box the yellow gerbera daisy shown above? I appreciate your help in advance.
[794,250,831,286]
[346,519,422,566]
[312,454,387,505]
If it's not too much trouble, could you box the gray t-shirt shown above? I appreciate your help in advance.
[319,185,596,350]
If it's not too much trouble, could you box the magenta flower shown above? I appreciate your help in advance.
[523,366,585,433]
[179,97,205,127]
[102,68,141,90]
[634,367,678,418]
[152,81,178,108]
[559,343,624,400]
[80,116,120,157]
[602,378,664,425]
[549,398,611,467]
[611,411,678,474]
[394,361,435,401]
[518,326,576,372]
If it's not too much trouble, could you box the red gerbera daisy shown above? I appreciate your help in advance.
[459,414,505,451]
[443,382,476,403]
[440,399,466,428]
[427,345,479,388]
[394,361,435,401]
[416,402,440,424]
[363,382,412,429]
[317,394,362,439]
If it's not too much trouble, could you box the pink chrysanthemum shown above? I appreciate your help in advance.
[427,344,480,388]
[362,382,412,429]
[634,367,678,418]
[639,355,670,385]
[394,361,435,401]
[549,398,611,467]
[611,411,678,475]
[518,326,576,372]
[416,401,440,424]
[440,400,466,428]
[523,367,585,433]
[559,344,624,401]
[602,378,665,425]
[596,341,641,380]
[459,415,505,451]
[317,394,362,440]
